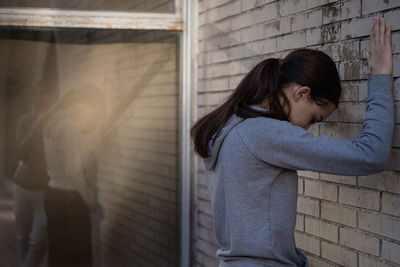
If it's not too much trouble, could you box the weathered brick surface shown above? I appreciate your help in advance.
[339,228,380,256]
[294,231,321,256]
[297,196,320,217]
[382,240,400,265]
[382,192,400,217]
[305,217,339,242]
[304,179,338,201]
[194,0,400,266]
[321,201,357,227]
[321,241,358,267]
[358,211,400,241]
[359,254,396,267]
[339,186,380,210]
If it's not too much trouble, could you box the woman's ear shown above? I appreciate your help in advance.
[293,86,311,102]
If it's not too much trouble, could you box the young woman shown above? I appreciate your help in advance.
[43,85,104,267]
[191,16,394,267]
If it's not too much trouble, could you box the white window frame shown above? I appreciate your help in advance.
[0,1,192,266]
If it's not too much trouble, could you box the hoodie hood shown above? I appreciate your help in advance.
[204,105,266,171]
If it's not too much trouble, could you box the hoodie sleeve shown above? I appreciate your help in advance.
[235,74,394,176]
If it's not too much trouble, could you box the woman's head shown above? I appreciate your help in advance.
[55,84,106,132]
[274,48,341,129]
[275,83,336,130]
[191,48,342,158]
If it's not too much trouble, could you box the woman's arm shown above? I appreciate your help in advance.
[60,120,96,209]
[235,17,394,176]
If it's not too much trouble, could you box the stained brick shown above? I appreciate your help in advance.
[307,0,328,9]
[322,3,340,24]
[341,0,361,20]
[264,17,291,37]
[321,22,341,43]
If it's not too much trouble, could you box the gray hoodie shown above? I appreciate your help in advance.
[203,74,394,267]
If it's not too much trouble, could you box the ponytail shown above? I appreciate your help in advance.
[191,58,287,158]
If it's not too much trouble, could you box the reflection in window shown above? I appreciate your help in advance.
[0,0,175,13]
[0,27,181,267]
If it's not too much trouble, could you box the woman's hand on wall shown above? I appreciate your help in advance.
[368,16,393,76]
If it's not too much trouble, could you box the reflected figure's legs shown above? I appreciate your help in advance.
[24,191,47,267]
[13,183,47,267]
[44,187,92,267]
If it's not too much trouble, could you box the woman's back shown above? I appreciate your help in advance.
[204,73,393,266]
[205,112,306,267]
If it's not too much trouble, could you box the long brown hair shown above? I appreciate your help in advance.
[191,48,342,158]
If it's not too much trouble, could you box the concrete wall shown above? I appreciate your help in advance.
[193,0,400,266]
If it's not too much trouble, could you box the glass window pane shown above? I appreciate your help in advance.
[0,27,181,266]
[0,0,175,13]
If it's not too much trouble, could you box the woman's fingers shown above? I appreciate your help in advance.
[385,22,392,47]
[374,16,379,43]
[370,22,375,49]
[379,17,386,44]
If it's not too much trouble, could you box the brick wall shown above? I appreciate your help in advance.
[193,0,400,266]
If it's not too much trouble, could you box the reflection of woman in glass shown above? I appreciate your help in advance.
[43,85,104,267]
[13,91,52,267]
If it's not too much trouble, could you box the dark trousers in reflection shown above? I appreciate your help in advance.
[44,187,92,267]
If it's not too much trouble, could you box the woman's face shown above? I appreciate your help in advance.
[284,84,336,130]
